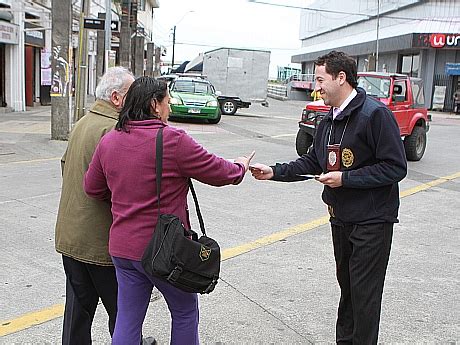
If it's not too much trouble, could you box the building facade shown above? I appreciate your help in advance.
[292,0,460,111]
[0,0,51,111]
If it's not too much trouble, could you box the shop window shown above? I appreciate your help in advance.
[400,54,419,77]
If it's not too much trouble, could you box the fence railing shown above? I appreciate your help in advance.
[267,83,288,100]
[284,73,315,84]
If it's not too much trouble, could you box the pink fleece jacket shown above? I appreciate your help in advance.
[84,119,245,261]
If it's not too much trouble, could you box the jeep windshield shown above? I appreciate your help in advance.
[357,76,390,99]
[172,80,212,94]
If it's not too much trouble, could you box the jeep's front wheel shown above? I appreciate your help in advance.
[404,126,426,161]
[296,130,313,156]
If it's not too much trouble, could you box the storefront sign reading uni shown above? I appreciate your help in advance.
[413,33,460,49]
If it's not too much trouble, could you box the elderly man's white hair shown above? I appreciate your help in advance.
[95,66,134,101]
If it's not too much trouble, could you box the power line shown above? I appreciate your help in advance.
[175,41,299,51]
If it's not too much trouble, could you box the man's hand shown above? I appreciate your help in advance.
[249,163,274,180]
[316,171,343,188]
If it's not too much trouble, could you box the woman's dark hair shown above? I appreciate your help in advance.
[116,76,168,131]
[315,51,358,88]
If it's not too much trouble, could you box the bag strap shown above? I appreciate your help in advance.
[155,127,207,237]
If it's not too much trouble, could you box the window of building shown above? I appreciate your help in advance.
[400,54,419,77]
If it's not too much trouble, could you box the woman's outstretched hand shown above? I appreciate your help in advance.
[234,151,256,172]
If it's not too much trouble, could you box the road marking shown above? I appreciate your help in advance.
[222,216,329,260]
[0,304,64,337]
[270,133,297,138]
[399,171,460,198]
[1,171,459,336]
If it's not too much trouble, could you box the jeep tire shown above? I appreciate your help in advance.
[221,100,237,115]
[404,126,426,161]
[296,130,313,156]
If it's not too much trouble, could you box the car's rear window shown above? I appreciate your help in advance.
[173,80,210,94]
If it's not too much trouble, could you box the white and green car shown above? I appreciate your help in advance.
[169,76,221,124]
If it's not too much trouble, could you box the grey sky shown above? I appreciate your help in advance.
[153,0,303,77]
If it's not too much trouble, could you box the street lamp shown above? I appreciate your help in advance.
[171,10,194,70]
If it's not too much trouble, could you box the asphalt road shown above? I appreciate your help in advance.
[0,100,459,343]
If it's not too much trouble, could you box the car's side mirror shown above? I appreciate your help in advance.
[215,91,222,96]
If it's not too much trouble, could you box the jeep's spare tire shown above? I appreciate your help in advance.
[296,130,313,156]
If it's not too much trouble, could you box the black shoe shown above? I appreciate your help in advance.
[141,337,157,345]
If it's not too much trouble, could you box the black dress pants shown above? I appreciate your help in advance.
[62,255,118,345]
[331,223,393,345]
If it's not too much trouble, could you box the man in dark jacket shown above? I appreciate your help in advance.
[251,51,407,344]
[55,67,135,344]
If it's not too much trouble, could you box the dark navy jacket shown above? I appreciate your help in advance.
[272,88,407,225]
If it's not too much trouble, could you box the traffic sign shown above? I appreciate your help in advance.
[83,18,119,31]
[110,20,119,31]
[83,18,105,30]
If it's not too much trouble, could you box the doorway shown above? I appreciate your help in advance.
[25,45,35,107]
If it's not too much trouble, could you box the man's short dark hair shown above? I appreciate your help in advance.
[315,51,358,88]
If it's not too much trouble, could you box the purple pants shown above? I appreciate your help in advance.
[111,257,199,345]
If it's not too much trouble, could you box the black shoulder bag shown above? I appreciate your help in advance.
[141,127,221,294]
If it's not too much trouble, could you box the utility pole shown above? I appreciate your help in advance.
[74,0,90,122]
[146,42,155,77]
[96,12,105,82]
[51,0,72,140]
[154,46,161,77]
[104,0,112,72]
[119,0,131,68]
[171,25,176,70]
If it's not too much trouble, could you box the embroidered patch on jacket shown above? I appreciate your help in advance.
[342,148,354,168]
[199,245,211,261]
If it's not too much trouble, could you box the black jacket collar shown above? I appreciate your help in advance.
[325,87,366,122]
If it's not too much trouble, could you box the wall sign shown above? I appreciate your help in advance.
[445,63,460,76]
[0,22,19,45]
[413,33,460,49]
[25,23,45,47]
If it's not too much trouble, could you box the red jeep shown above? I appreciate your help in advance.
[296,72,430,161]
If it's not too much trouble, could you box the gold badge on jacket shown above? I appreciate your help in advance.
[342,148,354,168]
[199,245,211,261]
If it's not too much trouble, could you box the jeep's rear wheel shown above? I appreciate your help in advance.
[296,130,313,156]
[404,126,426,161]
[221,100,237,115]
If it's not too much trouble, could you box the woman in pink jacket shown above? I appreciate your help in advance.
[84,77,253,345]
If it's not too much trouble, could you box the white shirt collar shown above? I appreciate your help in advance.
[333,89,357,119]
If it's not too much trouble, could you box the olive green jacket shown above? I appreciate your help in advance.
[55,100,119,265]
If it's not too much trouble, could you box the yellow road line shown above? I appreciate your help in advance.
[1,171,459,337]
[399,171,460,198]
[0,304,64,336]
[222,216,330,260]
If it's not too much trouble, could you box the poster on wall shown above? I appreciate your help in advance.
[41,49,52,86]
[432,85,446,111]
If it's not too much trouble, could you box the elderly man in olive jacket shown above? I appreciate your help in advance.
[55,67,134,344]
